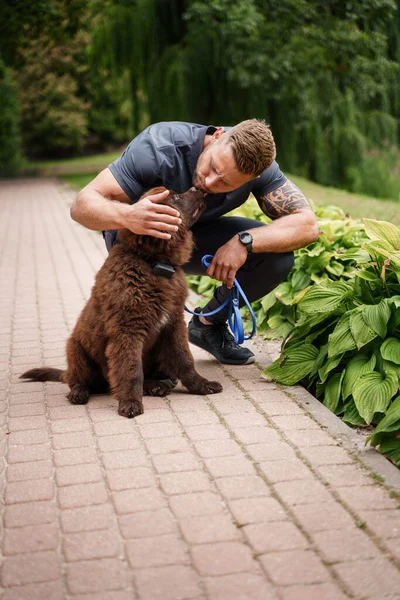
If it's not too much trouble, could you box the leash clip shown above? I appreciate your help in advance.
[152,262,176,278]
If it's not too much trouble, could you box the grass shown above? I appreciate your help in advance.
[61,167,400,225]
[27,152,121,169]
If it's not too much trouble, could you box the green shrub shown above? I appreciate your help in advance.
[0,60,22,176]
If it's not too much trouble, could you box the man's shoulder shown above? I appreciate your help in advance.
[140,121,207,149]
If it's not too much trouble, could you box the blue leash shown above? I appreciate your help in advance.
[185,254,257,345]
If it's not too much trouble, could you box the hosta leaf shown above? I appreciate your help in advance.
[356,270,380,282]
[363,219,400,250]
[342,399,367,426]
[388,296,400,308]
[376,437,400,467]
[382,360,400,379]
[380,338,400,365]
[298,281,354,314]
[349,310,377,350]
[323,371,344,413]
[353,370,398,424]
[336,248,371,263]
[326,261,345,277]
[362,300,390,339]
[310,344,328,377]
[342,354,376,399]
[328,312,357,357]
[262,344,319,386]
[291,270,311,292]
[369,395,400,441]
[319,354,344,383]
[364,242,400,267]
[260,290,277,313]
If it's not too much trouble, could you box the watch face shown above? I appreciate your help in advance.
[239,232,252,245]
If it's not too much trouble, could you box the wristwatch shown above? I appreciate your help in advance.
[237,231,253,255]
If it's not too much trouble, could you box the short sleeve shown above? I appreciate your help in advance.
[252,160,287,201]
[108,133,160,202]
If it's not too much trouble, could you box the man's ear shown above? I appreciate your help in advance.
[212,127,225,142]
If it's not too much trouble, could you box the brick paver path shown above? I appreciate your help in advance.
[1,179,400,600]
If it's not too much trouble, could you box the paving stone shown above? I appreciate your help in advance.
[316,463,374,487]
[3,523,58,555]
[52,430,95,450]
[63,529,120,561]
[107,466,156,491]
[144,435,190,455]
[273,479,333,506]
[119,507,177,539]
[7,444,51,464]
[97,433,142,452]
[176,410,220,426]
[260,549,331,585]
[126,534,190,568]
[270,414,322,431]
[279,583,349,600]
[61,504,113,533]
[283,429,340,447]
[67,558,129,594]
[113,487,167,514]
[333,557,400,598]
[185,424,231,441]
[53,445,98,466]
[180,514,240,544]
[134,565,201,600]
[216,475,270,499]
[169,492,225,518]
[259,458,314,483]
[191,542,256,576]
[194,439,242,458]
[5,479,54,504]
[204,572,275,600]
[56,462,103,486]
[2,551,61,587]
[2,581,65,600]
[204,455,256,478]
[152,451,201,473]
[229,496,287,524]
[234,426,281,445]
[245,441,297,462]
[290,502,356,533]
[138,421,183,439]
[244,521,308,553]
[50,416,91,433]
[160,470,212,495]
[6,460,53,482]
[58,482,108,508]
[223,412,267,428]
[8,403,46,417]
[300,445,354,467]
[312,528,380,562]
[358,509,400,539]
[4,501,57,528]
[7,428,49,445]
[336,484,397,511]
[132,408,174,423]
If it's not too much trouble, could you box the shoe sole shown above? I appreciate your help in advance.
[189,334,255,365]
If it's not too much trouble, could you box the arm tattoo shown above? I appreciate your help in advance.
[258,180,312,220]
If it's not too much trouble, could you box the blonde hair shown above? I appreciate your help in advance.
[223,118,276,176]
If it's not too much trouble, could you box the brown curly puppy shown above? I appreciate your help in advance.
[21,187,223,417]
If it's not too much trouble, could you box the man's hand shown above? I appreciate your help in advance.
[122,189,182,240]
[207,236,248,289]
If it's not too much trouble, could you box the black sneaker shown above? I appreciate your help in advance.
[188,309,255,365]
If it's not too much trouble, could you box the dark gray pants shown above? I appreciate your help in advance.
[103,217,294,324]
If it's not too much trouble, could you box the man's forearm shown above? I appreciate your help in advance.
[250,212,319,253]
[70,190,129,231]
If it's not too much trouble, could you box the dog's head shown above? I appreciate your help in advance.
[117,187,206,265]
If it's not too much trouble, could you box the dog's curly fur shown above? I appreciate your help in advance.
[21,187,222,417]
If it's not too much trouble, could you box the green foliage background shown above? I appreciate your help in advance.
[1,0,400,198]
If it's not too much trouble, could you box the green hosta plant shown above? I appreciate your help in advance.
[263,218,400,465]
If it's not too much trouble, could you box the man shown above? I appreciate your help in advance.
[71,119,319,366]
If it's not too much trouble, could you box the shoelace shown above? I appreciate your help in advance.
[185,254,256,344]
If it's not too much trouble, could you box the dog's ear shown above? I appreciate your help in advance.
[140,187,169,200]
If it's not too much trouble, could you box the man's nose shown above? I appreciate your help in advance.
[204,174,219,189]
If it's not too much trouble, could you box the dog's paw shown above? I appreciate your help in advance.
[143,381,172,397]
[118,401,144,419]
[68,386,90,405]
[189,379,223,395]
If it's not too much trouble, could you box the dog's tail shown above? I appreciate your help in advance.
[20,367,66,383]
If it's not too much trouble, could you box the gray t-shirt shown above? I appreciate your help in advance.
[108,121,287,224]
